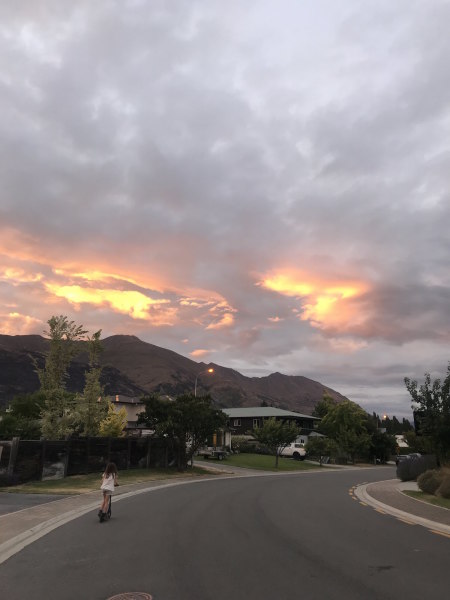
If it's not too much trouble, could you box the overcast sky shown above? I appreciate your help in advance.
[1,1,449,419]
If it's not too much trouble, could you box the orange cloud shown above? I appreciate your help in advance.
[206,312,235,330]
[190,349,211,357]
[0,312,43,334]
[0,267,43,284]
[45,283,176,324]
[53,268,167,294]
[261,270,369,331]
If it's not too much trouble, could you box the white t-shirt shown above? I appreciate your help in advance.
[101,473,116,492]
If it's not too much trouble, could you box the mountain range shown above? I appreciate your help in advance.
[0,334,347,414]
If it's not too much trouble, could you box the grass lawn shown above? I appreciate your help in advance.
[404,490,450,510]
[0,466,212,495]
[202,453,321,471]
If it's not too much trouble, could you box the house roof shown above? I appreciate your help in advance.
[223,407,319,420]
[113,395,143,404]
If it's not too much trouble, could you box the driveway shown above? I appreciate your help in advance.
[0,492,67,516]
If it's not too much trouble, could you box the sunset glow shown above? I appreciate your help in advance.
[262,272,368,330]
[45,283,174,323]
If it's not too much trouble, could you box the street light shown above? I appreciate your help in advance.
[194,368,214,397]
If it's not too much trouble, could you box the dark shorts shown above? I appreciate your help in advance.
[102,490,113,496]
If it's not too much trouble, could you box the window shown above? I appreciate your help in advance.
[233,419,241,426]
[253,418,260,428]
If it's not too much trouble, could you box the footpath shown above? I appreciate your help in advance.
[1,467,449,564]
[355,479,450,535]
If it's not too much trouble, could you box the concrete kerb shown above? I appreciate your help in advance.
[354,480,450,536]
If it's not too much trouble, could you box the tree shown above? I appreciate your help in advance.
[137,393,227,471]
[38,315,87,439]
[37,316,87,392]
[99,402,127,437]
[369,430,396,463]
[252,418,300,468]
[405,364,450,464]
[313,393,336,419]
[305,436,338,466]
[0,392,45,440]
[319,400,371,463]
[74,330,108,436]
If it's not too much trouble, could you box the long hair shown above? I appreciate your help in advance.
[104,462,118,477]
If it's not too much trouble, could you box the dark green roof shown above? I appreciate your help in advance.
[223,407,319,420]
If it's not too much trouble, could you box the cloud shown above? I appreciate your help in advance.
[0,0,449,418]
[0,312,43,335]
[190,349,212,358]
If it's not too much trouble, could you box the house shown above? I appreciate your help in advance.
[223,407,320,445]
[111,395,146,434]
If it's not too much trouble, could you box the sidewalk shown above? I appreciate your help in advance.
[355,479,450,536]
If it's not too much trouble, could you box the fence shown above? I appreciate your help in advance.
[0,436,174,486]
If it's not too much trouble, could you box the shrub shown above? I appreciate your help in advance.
[417,469,445,494]
[436,470,450,499]
[396,455,437,481]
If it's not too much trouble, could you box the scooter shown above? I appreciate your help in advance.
[98,495,112,522]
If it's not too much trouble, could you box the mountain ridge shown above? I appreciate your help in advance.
[0,334,347,413]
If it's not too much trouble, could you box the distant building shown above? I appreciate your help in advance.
[223,407,320,444]
[111,395,145,433]
[395,434,409,449]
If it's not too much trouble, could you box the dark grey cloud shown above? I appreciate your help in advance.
[0,0,448,418]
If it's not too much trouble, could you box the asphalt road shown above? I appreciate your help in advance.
[1,466,449,600]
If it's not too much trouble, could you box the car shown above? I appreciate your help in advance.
[395,453,421,465]
[280,440,306,461]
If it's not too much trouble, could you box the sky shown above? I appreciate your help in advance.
[1,0,449,419]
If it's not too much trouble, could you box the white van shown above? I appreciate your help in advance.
[280,439,306,461]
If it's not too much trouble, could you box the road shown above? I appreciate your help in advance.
[1,466,449,600]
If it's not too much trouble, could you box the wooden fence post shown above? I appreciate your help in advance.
[7,437,20,480]
[127,438,131,469]
[40,440,46,480]
[146,436,151,469]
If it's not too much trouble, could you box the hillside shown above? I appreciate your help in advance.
[0,334,347,413]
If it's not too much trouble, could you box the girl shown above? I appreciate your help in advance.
[99,462,118,520]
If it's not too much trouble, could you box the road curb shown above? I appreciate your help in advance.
[354,481,450,536]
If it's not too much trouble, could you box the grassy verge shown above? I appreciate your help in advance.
[404,490,450,510]
[0,466,212,495]
[201,453,321,471]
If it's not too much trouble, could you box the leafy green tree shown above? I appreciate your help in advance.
[313,392,337,419]
[137,393,227,471]
[74,330,108,436]
[369,430,397,463]
[38,315,87,439]
[0,392,45,439]
[99,402,127,437]
[252,418,300,467]
[405,364,450,464]
[403,430,430,454]
[37,316,87,391]
[320,400,371,463]
[305,436,338,465]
